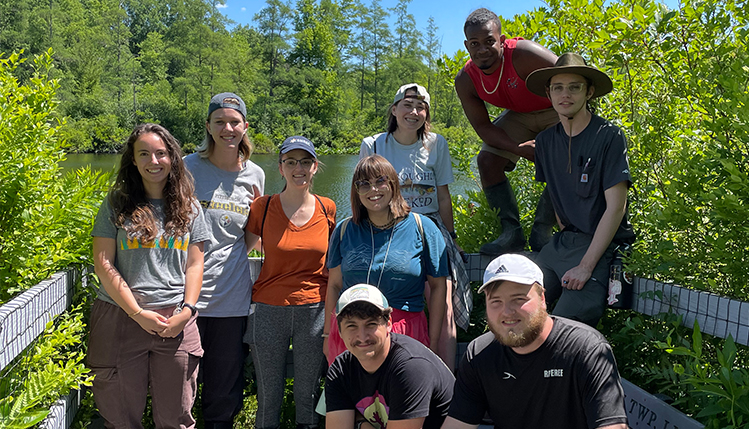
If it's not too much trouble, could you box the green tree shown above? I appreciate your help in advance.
[290,0,339,70]
[254,0,293,97]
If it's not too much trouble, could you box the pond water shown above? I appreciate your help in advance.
[61,153,481,219]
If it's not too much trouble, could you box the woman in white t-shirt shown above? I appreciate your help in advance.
[358,84,471,370]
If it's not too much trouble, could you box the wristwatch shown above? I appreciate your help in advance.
[177,301,197,316]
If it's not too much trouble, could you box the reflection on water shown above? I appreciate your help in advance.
[61,153,479,220]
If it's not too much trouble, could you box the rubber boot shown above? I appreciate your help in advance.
[480,179,526,256]
[529,187,556,252]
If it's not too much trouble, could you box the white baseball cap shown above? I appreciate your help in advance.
[393,83,430,108]
[336,284,390,314]
[478,254,544,294]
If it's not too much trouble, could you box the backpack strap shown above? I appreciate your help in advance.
[313,194,334,237]
[413,212,424,241]
[372,133,388,155]
[258,195,275,264]
[413,213,426,270]
[339,217,352,242]
[260,194,273,240]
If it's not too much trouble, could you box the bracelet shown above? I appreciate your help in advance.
[355,420,365,429]
[128,308,143,318]
[321,333,329,338]
[449,231,458,239]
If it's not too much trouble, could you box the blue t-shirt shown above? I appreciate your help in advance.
[327,213,448,312]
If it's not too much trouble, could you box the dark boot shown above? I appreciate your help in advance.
[529,187,556,252]
[204,422,234,429]
[480,180,526,256]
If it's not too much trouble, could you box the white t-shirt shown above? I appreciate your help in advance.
[359,132,454,215]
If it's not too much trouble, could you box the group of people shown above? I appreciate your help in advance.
[87,6,634,429]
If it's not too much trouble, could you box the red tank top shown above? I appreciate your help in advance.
[463,38,552,113]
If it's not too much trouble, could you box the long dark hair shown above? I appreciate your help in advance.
[109,123,196,241]
[350,155,410,225]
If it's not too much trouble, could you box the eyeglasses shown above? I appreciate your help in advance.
[355,176,389,194]
[548,82,586,94]
[281,158,315,169]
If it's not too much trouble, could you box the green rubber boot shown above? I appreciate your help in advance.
[529,187,556,252]
[480,179,526,256]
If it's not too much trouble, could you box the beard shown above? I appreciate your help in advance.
[489,306,548,348]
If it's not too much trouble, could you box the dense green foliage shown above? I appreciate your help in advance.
[0,49,105,428]
[0,50,110,302]
[0,307,93,428]
[494,0,749,299]
[0,0,469,153]
[2,0,748,426]
[601,310,749,428]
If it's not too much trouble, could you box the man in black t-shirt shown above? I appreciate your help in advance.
[326,284,454,429]
[442,254,627,429]
[523,53,636,327]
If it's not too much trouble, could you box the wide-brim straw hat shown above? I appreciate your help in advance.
[526,53,613,99]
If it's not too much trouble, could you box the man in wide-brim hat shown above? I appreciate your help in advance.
[521,53,636,327]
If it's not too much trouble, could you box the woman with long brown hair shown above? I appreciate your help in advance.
[89,123,210,428]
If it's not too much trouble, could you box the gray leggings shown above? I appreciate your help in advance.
[245,302,325,429]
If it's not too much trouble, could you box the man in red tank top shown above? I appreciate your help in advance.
[455,8,559,256]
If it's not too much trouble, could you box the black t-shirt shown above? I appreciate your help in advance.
[448,317,628,429]
[535,114,635,243]
[326,333,454,429]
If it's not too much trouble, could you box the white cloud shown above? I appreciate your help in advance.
[241,7,246,11]
[216,3,227,8]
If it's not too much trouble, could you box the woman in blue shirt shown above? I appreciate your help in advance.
[322,155,448,365]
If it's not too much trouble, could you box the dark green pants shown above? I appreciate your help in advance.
[534,230,616,327]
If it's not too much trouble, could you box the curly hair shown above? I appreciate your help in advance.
[464,8,501,34]
[109,123,196,242]
[350,155,411,225]
[386,85,432,141]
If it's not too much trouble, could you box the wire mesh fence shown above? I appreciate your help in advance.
[0,268,79,372]
[0,268,83,429]
[632,277,749,346]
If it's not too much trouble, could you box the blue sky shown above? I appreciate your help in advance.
[224,0,679,56]
[222,0,565,55]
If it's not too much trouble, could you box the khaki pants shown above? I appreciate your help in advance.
[87,299,203,429]
[481,108,559,166]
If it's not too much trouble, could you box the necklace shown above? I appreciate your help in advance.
[367,222,396,288]
[480,55,505,95]
[369,216,397,230]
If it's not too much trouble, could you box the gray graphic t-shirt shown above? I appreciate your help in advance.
[184,154,265,317]
[91,198,210,309]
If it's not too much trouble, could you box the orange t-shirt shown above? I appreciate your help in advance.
[247,194,335,306]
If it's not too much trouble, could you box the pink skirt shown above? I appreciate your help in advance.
[326,308,429,366]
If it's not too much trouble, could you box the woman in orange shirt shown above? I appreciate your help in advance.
[244,136,335,429]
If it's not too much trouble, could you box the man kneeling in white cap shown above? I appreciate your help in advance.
[442,254,627,429]
[326,284,454,429]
